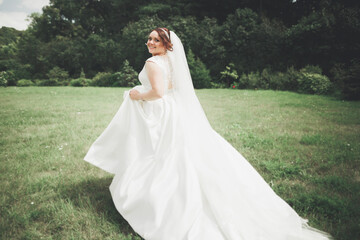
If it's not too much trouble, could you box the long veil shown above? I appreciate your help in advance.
[167,31,213,139]
[166,31,333,240]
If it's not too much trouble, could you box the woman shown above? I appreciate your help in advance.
[84,28,332,240]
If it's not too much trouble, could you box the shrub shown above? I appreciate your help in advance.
[16,79,34,87]
[267,67,300,91]
[70,78,92,87]
[238,73,248,89]
[112,60,139,87]
[284,67,301,91]
[227,65,332,95]
[211,82,227,89]
[111,72,124,87]
[298,72,332,95]
[0,71,17,87]
[260,68,272,89]
[187,49,212,89]
[247,71,261,89]
[301,65,322,74]
[220,63,238,87]
[298,65,331,94]
[79,68,86,78]
[46,67,69,86]
[122,60,139,87]
[36,79,59,86]
[238,71,264,89]
[91,72,113,87]
[268,72,287,90]
[331,60,360,100]
[0,71,8,87]
[12,64,32,82]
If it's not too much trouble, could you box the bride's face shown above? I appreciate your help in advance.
[146,31,166,56]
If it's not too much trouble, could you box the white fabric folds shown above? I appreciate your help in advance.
[84,32,333,240]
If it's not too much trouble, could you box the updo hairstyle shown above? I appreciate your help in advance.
[152,27,173,51]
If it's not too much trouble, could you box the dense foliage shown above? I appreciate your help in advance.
[0,0,359,99]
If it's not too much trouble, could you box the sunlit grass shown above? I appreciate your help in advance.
[1,87,359,239]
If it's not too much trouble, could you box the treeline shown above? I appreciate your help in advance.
[0,0,359,99]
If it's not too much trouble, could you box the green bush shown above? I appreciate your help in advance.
[268,72,287,90]
[234,66,331,94]
[12,64,32,82]
[238,73,248,89]
[46,67,69,86]
[79,68,86,78]
[260,68,272,89]
[187,49,212,89]
[0,71,17,87]
[32,79,43,85]
[264,70,288,91]
[112,60,139,87]
[36,79,59,86]
[0,64,31,86]
[247,72,261,89]
[298,72,332,95]
[238,72,264,89]
[220,63,238,87]
[284,67,301,91]
[91,72,113,87]
[70,78,92,87]
[16,79,34,87]
[111,72,124,87]
[0,71,8,87]
[301,65,323,74]
[297,65,332,94]
[211,82,227,89]
[331,60,360,100]
[266,68,300,91]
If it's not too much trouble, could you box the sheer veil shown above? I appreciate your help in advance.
[167,31,213,138]
[166,31,333,240]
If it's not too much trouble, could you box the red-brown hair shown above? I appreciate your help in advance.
[151,27,173,51]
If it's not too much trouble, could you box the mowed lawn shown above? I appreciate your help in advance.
[0,87,359,240]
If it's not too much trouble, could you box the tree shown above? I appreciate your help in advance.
[168,16,225,80]
[222,8,262,73]
[220,63,238,87]
[112,60,139,87]
[187,49,212,89]
[4,0,359,97]
[46,66,69,86]
[0,27,22,45]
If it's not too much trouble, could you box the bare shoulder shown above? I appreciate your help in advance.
[145,60,161,74]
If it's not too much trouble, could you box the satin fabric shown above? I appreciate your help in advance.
[84,56,332,240]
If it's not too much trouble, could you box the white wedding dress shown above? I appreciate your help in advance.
[84,32,332,240]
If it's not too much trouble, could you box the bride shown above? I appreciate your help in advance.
[84,28,332,240]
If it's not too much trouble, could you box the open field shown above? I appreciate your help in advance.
[0,87,359,240]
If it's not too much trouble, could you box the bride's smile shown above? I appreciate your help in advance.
[146,31,167,56]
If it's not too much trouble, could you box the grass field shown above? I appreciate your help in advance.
[0,87,359,240]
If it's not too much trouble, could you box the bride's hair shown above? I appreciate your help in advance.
[152,28,173,51]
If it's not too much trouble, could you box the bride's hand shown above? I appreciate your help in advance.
[129,89,142,100]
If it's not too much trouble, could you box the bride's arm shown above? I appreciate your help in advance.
[129,61,164,101]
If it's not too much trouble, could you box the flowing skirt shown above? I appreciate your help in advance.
[84,87,332,240]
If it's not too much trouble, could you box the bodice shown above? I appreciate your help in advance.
[138,55,173,95]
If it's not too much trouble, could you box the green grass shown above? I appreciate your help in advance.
[1,87,359,240]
